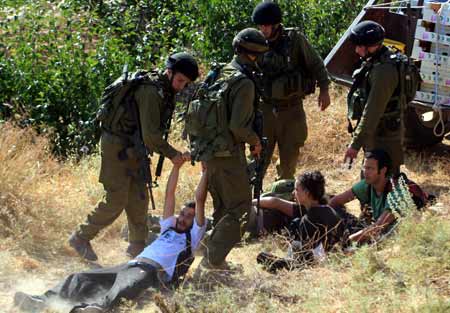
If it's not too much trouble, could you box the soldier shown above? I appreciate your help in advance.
[69,52,199,261]
[344,21,404,175]
[195,28,269,270]
[252,1,331,180]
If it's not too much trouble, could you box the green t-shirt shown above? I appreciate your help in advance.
[351,179,391,221]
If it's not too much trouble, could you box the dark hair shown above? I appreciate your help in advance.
[183,200,196,210]
[297,171,326,203]
[364,149,391,173]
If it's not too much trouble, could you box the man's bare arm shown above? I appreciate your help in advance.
[163,162,185,219]
[194,163,207,226]
[330,189,355,208]
[251,197,296,217]
[349,211,396,243]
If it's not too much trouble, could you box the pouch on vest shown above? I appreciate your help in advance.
[269,71,304,101]
[96,70,151,132]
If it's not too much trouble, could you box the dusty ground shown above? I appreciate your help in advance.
[1,87,449,312]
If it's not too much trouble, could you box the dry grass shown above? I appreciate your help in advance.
[1,86,450,312]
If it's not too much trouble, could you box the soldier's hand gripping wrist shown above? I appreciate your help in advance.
[181,151,191,162]
[170,153,184,166]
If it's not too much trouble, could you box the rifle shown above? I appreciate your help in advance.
[250,108,267,221]
[153,105,174,187]
[122,64,157,211]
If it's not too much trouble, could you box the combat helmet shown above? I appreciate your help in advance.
[232,28,269,55]
[166,52,199,81]
[252,2,282,25]
[349,20,385,46]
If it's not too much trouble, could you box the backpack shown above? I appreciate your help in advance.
[261,179,296,201]
[347,51,421,133]
[95,69,160,132]
[185,64,247,162]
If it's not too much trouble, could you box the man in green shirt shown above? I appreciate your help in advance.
[69,53,199,261]
[330,149,397,244]
[252,1,331,180]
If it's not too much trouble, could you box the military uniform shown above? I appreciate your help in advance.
[205,60,260,266]
[76,71,178,244]
[349,46,403,174]
[260,25,329,179]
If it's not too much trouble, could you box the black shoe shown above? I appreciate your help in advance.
[69,232,98,261]
[256,252,292,273]
[14,291,46,312]
[70,304,104,313]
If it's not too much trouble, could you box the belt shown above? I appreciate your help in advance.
[269,96,301,112]
[131,258,170,282]
[101,130,129,146]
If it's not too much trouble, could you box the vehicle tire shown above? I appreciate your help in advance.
[404,105,445,148]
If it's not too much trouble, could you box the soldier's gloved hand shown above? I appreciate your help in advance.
[344,146,359,163]
[171,153,184,166]
[318,88,331,111]
[250,141,262,158]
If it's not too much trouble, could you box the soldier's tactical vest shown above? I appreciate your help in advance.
[96,70,173,138]
[347,48,420,134]
[185,66,248,162]
[261,27,316,103]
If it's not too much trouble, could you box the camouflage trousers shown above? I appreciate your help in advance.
[205,155,252,265]
[262,102,308,180]
[76,136,149,243]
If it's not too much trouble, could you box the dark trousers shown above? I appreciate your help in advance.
[42,262,160,311]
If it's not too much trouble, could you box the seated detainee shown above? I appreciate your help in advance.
[330,149,400,244]
[13,161,207,313]
[256,171,344,272]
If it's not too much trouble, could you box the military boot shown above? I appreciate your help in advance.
[68,232,98,261]
[14,291,46,312]
[126,241,146,258]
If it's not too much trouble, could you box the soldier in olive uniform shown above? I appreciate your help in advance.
[252,1,331,180]
[197,28,269,269]
[69,53,199,261]
[344,21,404,175]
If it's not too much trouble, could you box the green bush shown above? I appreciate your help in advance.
[0,0,366,157]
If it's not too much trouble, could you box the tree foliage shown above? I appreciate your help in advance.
[0,0,366,157]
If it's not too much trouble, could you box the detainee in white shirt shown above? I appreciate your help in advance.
[14,159,208,313]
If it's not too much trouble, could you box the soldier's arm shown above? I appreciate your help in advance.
[228,79,260,146]
[134,84,179,159]
[350,63,399,150]
[294,31,330,89]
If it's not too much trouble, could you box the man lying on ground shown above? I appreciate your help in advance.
[14,160,207,313]
[256,171,344,273]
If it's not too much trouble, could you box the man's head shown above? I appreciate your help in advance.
[232,28,269,64]
[349,20,385,58]
[252,2,282,40]
[175,200,196,232]
[294,171,326,204]
[363,149,392,185]
[165,52,199,93]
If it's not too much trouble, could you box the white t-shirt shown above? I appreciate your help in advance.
[135,216,206,281]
